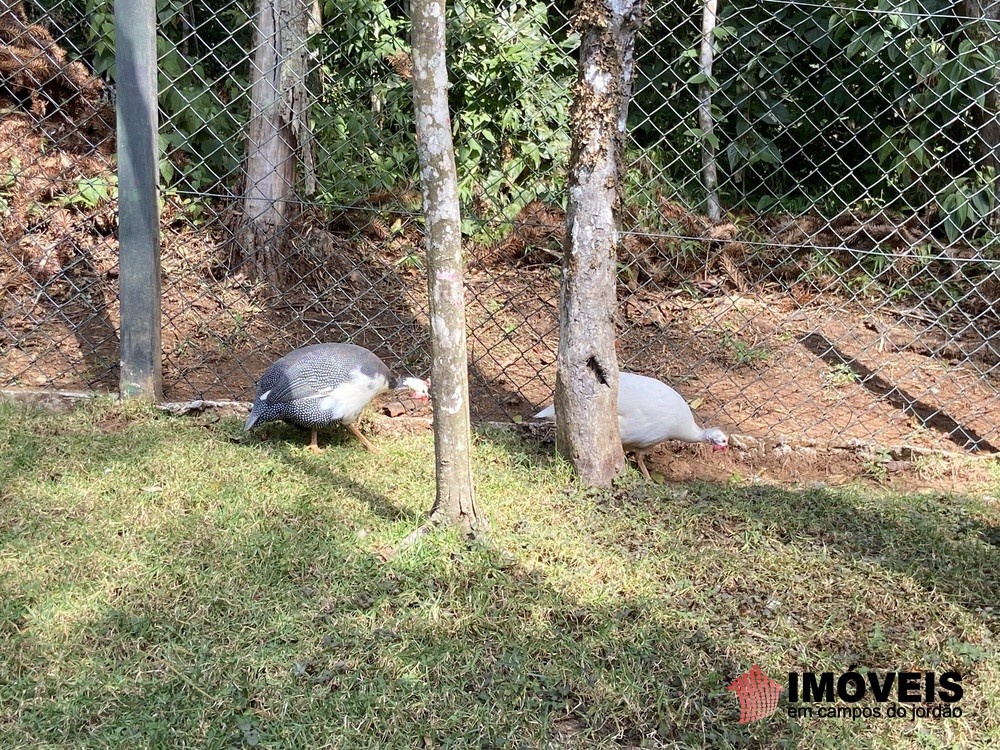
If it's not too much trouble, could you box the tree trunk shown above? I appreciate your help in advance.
[699,0,720,221]
[555,0,644,486]
[240,0,314,285]
[411,0,484,537]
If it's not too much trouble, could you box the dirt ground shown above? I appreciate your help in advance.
[2,105,1000,490]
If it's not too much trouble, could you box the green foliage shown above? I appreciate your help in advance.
[448,0,576,217]
[54,175,118,209]
[824,363,860,387]
[23,0,998,246]
[861,450,893,482]
[634,0,999,243]
[154,0,253,190]
[310,0,415,202]
[718,331,772,368]
[936,168,998,243]
[31,0,251,191]
[0,156,21,217]
[311,0,575,214]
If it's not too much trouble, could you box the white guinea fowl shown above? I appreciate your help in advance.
[533,372,728,479]
[246,343,429,454]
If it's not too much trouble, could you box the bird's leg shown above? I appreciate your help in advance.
[635,452,651,480]
[348,422,379,453]
[309,429,323,455]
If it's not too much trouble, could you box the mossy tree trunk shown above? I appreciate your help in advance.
[554,0,645,487]
[411,0,484,537]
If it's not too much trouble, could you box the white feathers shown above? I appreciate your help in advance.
[532,372,727,452]
[533,404,554,420]
[398,376,430,401]
[316,368,390,424]
[615,373,709,449]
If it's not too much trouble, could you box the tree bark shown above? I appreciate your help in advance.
[411,0,484,537]
[240,0,314,285]
[555,0,644,486]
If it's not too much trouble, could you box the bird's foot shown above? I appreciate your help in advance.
[308,429,323,455]
[635,453,652,481]
[348,423,379,453]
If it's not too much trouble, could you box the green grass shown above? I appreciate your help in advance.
[0,399,998,749]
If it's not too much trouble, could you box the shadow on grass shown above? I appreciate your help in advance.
[1,409,800,747]
[245,421,422,523]
[3,412,994,748]
[13,530,800,748]
[486,427,1000,614]
[716,482,1000,611]
[0,399,166,497]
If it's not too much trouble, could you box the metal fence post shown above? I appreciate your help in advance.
[116,0,162,399]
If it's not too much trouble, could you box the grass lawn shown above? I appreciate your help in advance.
[0,399,998,749]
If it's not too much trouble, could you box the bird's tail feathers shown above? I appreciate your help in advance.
[245,409,262,431]
[533,404,555,421]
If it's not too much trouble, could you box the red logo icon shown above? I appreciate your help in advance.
[727,664,784,724]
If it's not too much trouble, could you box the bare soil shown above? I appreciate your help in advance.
[3,105,999,490]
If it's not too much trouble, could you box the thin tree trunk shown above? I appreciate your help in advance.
[240,0,313,285]
[555,0,644,486]
[410,0,483,537]
[699,0,720,221]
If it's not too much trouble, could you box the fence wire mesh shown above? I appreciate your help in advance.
[1,0,998,454]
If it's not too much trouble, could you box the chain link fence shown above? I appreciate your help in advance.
[2,0,998,454]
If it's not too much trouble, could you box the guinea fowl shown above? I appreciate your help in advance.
[533,372,728,479]
[245,343,429,454]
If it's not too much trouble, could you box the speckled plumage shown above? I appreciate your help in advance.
[245,344,427,452]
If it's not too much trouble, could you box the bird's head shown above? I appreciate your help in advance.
[703,427,729,452]
[400,376,431,403]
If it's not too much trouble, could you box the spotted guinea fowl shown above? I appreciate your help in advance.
[245,343,429,454]
[533,372,728,479]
